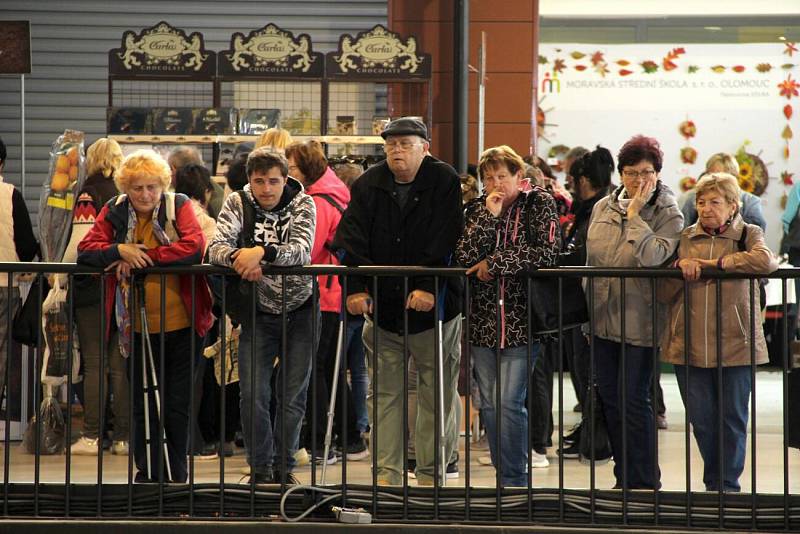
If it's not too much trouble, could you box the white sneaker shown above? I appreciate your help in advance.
[111,440,129,456]
[472,433,489,451]
[477,455,493,466]
[70,436,99,456]
[530,450,549,469]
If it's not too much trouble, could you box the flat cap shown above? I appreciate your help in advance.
[381,117,429,141]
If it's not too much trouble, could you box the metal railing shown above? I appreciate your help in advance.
[0,261,798,530]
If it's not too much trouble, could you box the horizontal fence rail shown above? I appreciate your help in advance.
[0,262,798,530]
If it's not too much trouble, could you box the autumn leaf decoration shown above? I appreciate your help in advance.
[590,50,609,77]
[782,171,795,186]
[785,42,799,57]
[779,75,800,99]
[553,58,566,74]
[756,63,773,73]
[662,47,685,71]
[641,60,659,74]
[785,105,793,120]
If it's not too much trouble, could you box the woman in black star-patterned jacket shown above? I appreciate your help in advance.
[455,145,561,487]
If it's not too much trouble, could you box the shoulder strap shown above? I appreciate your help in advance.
[237,190,256,247]
[311,192,345,214]
[737,225,748,252]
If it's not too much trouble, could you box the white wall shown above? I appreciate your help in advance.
[541,0,800,17]
[538,42,799,252]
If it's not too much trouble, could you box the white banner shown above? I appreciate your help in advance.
[538,42,800,251]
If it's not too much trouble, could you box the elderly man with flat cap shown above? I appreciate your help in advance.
[333,117,463,486]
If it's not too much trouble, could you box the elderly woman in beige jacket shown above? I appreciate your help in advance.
[661,172,778,492]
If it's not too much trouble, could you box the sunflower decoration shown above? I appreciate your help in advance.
[734,141,769,196]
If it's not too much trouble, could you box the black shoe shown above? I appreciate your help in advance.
[446,454,459,479]
[557,441,581,459]
[343,438,369,461]
[134,471,154,483]
[234,432,245,448]
[272,470,299,485]
[244,470,273,484]
[313,449,339,465]
[563,424,581,445]
[192,441,219,460]
[579,448,612,465]
[222,441,235,457]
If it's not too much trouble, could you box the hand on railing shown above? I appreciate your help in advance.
[465,259,493,282]
[231,246,265,282]
[118,243,154,269]
[346,292,373,315]
[405,289,434,312]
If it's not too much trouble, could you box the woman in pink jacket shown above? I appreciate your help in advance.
[285,140,368,462]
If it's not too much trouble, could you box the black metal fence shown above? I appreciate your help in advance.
[0,262,798,530]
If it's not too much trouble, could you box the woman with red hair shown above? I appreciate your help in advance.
[585,135,683,490]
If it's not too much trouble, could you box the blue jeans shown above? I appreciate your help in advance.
[472,343,540,487]
[594,337,661,489]
[345,314,369,433]
[239,299,318,474]
[674,364,751,492]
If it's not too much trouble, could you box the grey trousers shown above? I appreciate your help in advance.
[363,315,461,485]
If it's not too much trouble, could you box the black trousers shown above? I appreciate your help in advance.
[303,311,360,451]
[131,328,203,482]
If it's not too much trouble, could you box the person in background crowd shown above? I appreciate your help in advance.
[456,145,561,486]
[586,135,683,489]
[557,146,614,463]
[332,162,364,190]
[333,117,463,486]
[660,172,777,492]
[226,152,250,193]
[174,162,224,459]
[175,163,216,246]
[255,128,293,152]
[681,153,766,231]
[61,138,130,456]
[284,140,368,463]
[78,149,213,483]
[562,146,589,195]
[0,136,39,418]
[168,146,223,219]
[208,148,317,485]
[460,172,479,204]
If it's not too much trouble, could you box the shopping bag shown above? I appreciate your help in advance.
[22,388,65,455]
[40,279,80,385]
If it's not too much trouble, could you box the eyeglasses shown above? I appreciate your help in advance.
[383,140,422,152]
[622,169,657,179]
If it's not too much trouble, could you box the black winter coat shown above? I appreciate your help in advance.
[332,156,464,335]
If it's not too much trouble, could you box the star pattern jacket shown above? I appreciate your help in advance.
[456,188,562,348]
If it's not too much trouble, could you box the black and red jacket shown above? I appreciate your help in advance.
[77,192,213,339]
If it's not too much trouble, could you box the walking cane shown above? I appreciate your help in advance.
[136,281,173,481]
[321,311,345,485]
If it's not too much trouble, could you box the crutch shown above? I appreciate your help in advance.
[436,293,447,486]
[137,282,173,481]
[321,310,345,485]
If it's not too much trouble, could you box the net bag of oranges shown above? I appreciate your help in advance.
[38,130,87,262]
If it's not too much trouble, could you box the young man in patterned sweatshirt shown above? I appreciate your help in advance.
[207,148,317,484]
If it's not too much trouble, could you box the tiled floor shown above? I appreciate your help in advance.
[3,370,798,494]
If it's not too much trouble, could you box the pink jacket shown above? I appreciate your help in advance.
[306,167,350,313]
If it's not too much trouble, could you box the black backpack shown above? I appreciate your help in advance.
[210,190,257,324]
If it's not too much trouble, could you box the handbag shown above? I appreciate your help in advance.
[12,276,50,347]
[529,274,589,335]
